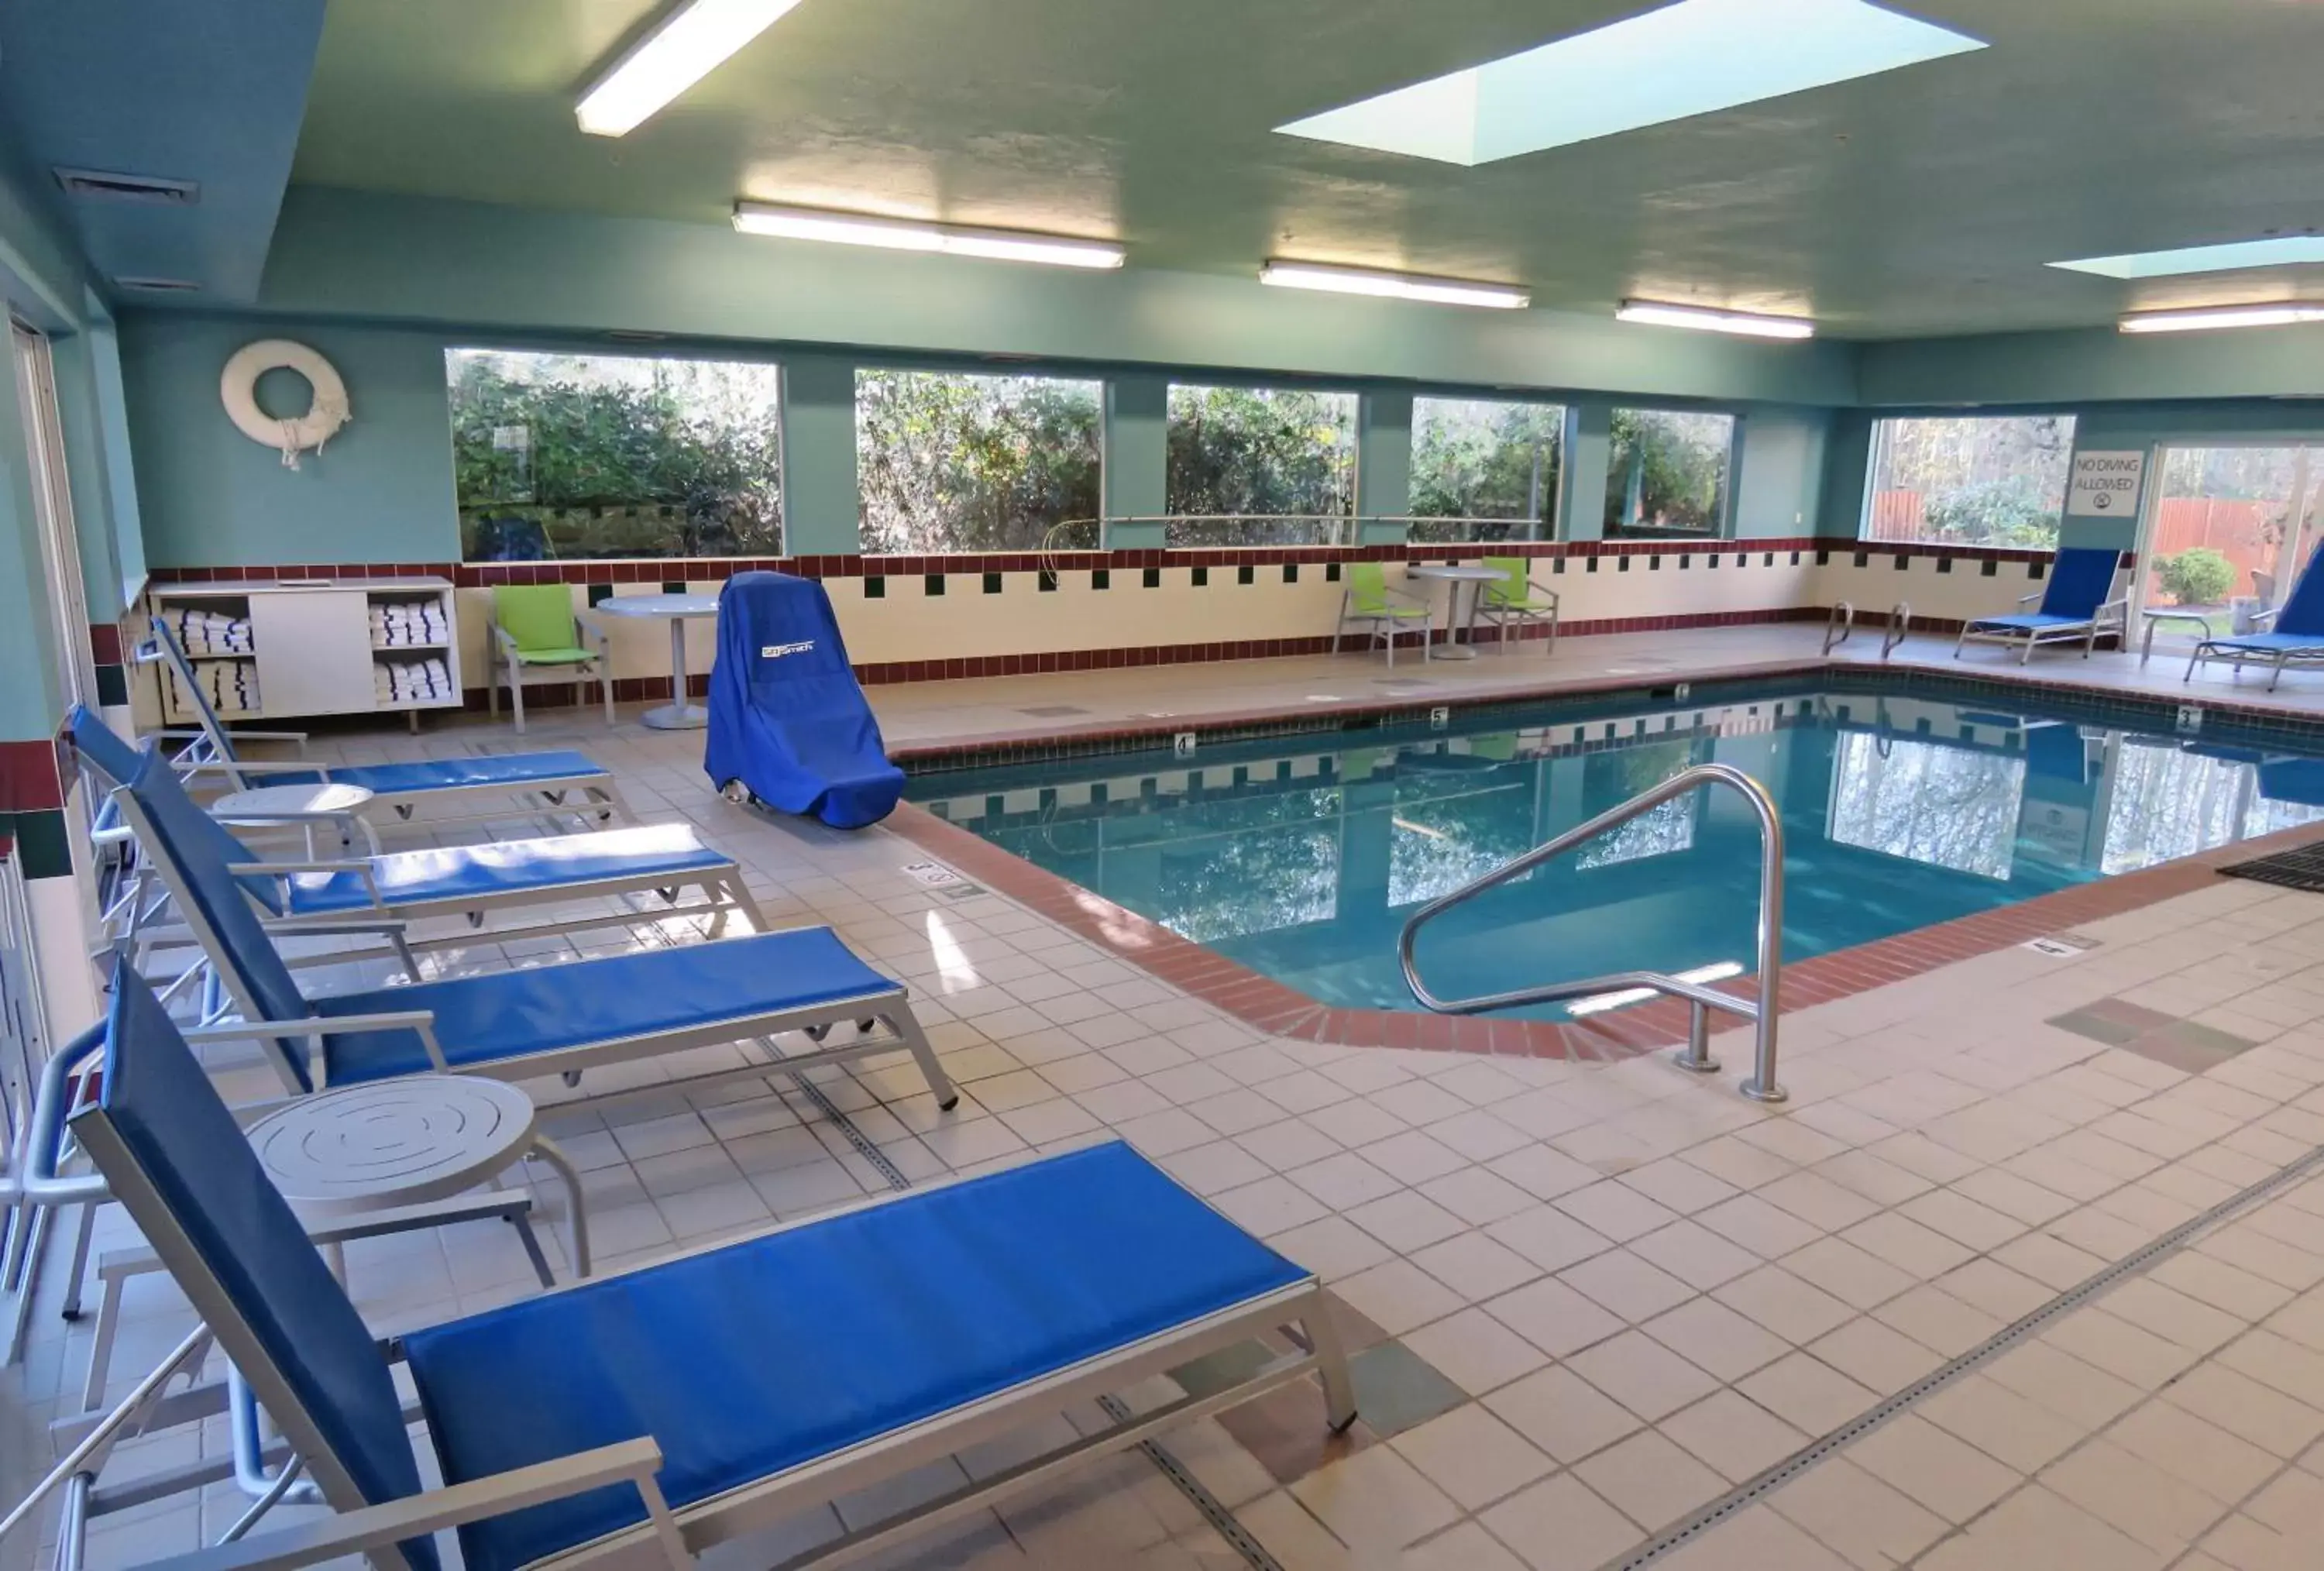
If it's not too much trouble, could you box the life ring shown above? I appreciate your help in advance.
[220,339,350,468]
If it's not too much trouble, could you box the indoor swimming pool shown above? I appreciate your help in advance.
[908,680,2324,1019]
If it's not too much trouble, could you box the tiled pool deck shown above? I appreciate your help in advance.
[16,626,2324,1571]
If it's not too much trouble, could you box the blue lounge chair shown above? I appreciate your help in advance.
[113,746,958,1109]
[70,709,763,955]
[1954,547,2128,664]
[143,620,633,830]
[67,964,1354,1571]
[2185,552,2324,690]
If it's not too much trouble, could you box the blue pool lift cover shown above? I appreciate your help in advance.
[704,571,904,828]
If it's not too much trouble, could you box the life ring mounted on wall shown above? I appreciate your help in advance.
[220,339,351,470]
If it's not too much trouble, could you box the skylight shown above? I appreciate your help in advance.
[1275,0,1985,166]
[2051,238,2324,280]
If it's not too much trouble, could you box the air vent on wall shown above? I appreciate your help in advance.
[112,277,202,294]
[54,168,199,205]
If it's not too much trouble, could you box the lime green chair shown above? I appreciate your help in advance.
[1479,556,1560,654]
[1336,561,1433,665]
[490,583,613,732]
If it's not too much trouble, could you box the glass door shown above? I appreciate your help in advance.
[2136,444,2324,651]
[10,321,95,708]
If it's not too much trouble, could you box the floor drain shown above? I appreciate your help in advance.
[1599,1131,2324,1570]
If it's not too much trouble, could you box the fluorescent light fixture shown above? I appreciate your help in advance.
[2053,237,2324,280]
[577,0,810,136]
[1618,299,1816,339]
[1260,260,1528,309]
[1276,0,1984,166]
[2118,303,2324,335]
[731,202,1125,268]
[1568,961,1745,1019]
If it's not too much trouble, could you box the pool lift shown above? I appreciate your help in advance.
[1397,762,1787,1102]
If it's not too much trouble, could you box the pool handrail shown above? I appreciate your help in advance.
[1396,761,1786,1104]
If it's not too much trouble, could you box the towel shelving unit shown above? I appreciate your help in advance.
[146,577,464,726]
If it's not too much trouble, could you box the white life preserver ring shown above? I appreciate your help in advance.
[220,339,351,468]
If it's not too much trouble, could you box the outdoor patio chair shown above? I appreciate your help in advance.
[1336,561,1432,666]
[66,964,1356,1571]
[112,746,957,1110]
[1953,546,2128,664]
[73,710,762,965]
[2185,549,2324,690]
[490,583,614,734]
[1476,555,1560,653]
[143,620,632,830]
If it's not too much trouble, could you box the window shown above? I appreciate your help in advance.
[854,370,1101,553]
[1604,409,1733,538]
[1864,414,2076,548]
[1410,397,1563,543]
[1166,383,1355,543]
[447,349,781,561]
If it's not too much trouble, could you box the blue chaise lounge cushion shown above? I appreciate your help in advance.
[316,926,896,1082]
[402,1141,1308,1571]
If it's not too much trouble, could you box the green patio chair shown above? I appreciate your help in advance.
[1478,555,1560,654]
[490,583,614,732]
[1336,561,1433,666]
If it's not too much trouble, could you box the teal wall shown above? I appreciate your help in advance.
[119,314,459,568]
[1861,322,2324,408]
[777,353,862,555]
[115,303,1851,568]
[254,188,1860,408]
[1733,408,1831,539]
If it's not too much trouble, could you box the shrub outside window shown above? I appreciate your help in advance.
[1165,384,1356,544]
[1410,397,1564,543]
[1604,409,1733,538]
[1864,414,2078,548]
[854,370,1102,553]
[447,349,781,562]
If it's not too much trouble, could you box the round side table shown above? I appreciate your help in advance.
[1405,564,1504,661]
[243,1074,590,1277]
[211,781,380,856]
[596,593,722,730]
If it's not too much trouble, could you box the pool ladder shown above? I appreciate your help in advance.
[1397,762,1787,1103]
[1824,600,1913,658]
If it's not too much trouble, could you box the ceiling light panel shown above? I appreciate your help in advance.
[2052,237,2324,280]
[1276,0,1984,165]
[577,0,809,137]
[2118,304,2324,335]
[1260,260,1529,309]
[1617,300,1816,339]
[732,203,1125,268]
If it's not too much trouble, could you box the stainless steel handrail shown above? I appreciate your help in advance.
[1882,601,1913,659]
[1822,601,1855,655]
[1397,762,1787,1103]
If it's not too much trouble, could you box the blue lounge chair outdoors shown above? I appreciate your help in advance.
[71,709,763,961]
[114,747,958,1109]
[63,966,1355,1571]
[1953,547,2128,664]
[142,621,633,830]
[2184,550,2324,690]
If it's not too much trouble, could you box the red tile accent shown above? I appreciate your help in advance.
[0,738,64,813]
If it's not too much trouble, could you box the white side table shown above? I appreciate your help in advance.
[1405,564,1504,662]
[596,593,722,730]
[211,781,380,856]
[2140,607,2218,665]
[244,1074,590,1277]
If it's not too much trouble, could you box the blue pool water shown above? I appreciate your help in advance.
[906,680,2324,1018]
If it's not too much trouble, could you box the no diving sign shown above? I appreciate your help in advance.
[2066,450,2145,517]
